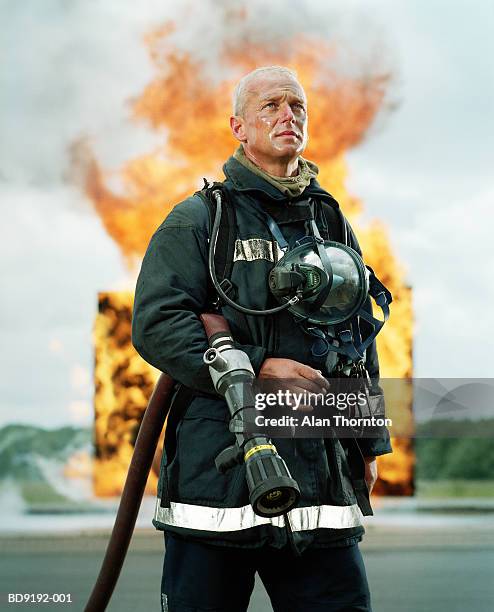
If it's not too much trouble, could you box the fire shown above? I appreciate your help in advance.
[82,19,413,496]
[93,292,159,496]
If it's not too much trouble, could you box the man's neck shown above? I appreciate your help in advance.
[243,147,299,177]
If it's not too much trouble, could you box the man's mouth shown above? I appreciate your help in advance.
[276,130,299,138]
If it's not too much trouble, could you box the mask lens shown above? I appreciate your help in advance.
[272,242,369,325]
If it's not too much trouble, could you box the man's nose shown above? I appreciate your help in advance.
[279,102,295,122]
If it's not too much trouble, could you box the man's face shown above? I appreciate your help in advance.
[231,74,308,166]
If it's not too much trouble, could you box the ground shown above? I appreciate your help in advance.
[2,516,494,611]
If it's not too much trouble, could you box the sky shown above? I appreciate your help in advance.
[1,0,493,428]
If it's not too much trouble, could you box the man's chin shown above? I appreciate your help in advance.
[270,143,305,158]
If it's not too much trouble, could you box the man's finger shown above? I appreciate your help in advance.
[288,378,328,396]
[296,364,330,391]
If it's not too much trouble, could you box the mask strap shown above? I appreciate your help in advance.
[264,214,289,253]
[343,270,392,355]
[356,284,391,354]
[304,201,334,311]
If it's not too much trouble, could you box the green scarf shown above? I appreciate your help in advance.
[233,146,319,198]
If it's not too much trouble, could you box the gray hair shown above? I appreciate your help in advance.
[232,66,300,117]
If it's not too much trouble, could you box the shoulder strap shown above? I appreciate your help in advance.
[315,198,347,245]
[194,180,238,300]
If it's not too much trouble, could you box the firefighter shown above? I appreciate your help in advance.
[132,65,392,612]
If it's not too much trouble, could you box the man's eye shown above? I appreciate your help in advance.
[263,102,276,109]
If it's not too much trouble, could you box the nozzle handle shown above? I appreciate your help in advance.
[215,444,244,473]
[200,313,232,344]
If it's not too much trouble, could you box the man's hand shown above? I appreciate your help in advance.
[259,358,329,411]
[259,358,329,392]
[364,455,378,494]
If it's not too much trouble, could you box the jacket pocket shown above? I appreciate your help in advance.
[158,386,195,508]
[167,398,247,507]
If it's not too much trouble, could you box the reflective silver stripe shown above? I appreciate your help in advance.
[287,504,362,531]
[233,238,284,263]
[154,500,362,533]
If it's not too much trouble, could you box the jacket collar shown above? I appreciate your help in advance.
[222,156,339,208]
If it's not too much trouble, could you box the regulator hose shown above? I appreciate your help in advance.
[208,189,299,316]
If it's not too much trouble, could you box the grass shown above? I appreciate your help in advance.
[416,479,494,499]
[20,481,69,505]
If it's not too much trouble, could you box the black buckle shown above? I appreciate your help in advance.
[219,278,235,298]
[211,279,237,309]
[374,291,386,306]
[339,329,353,343]
[295,235,316,247]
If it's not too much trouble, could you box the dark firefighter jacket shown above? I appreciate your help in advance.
[132,155,392,553]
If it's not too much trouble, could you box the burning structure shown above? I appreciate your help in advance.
[78,8,414,497]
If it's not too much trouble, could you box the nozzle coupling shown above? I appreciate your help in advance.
[204,347,228,372]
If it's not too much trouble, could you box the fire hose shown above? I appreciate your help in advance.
[84,372,174,612]
[85,313,299,610]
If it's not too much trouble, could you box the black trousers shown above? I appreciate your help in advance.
[161,533,372,612]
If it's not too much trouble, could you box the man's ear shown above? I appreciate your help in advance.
[230,115,247,143]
